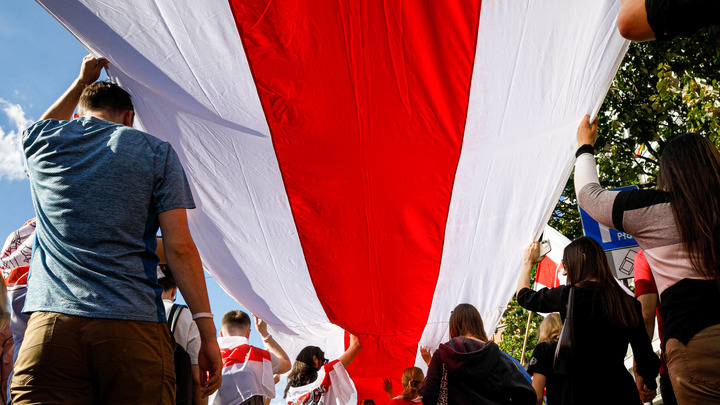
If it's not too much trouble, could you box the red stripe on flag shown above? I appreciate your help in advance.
[221,345,271,369]
[229,1,481,401]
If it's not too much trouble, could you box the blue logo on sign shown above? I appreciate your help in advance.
[579,185,640,251]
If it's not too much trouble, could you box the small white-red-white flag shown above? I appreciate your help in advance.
[209,336,276,405]
[285,360,357,405]
[534,226,571,291]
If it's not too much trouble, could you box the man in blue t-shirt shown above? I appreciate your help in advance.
[11,55,222,404]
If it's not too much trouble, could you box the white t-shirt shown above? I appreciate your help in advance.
[163,299,200,364]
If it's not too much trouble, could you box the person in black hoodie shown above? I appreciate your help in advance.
[419,304,536,405]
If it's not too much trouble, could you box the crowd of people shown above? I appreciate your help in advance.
[0,3,718,404]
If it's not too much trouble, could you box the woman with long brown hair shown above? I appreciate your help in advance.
[574,115,720,402]
[516,237,659,405]
[419,303,535,405]
[284,334,361,404]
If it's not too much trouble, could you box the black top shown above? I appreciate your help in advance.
[660,278,720,344]
[527,341,563,405]
[517,284,659,405]
[645,0,720,41]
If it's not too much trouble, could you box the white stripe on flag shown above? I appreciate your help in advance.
[417,0,627,360]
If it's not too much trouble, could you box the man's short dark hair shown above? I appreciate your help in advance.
[79,81,133,114]
[221,310,251,333]
[158,264,177,292]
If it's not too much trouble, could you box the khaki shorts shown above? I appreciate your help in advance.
[11,311,175,405]
[666,323,720,404]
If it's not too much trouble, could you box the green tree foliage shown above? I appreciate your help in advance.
[498,295,543,364]
[501,27,720,361]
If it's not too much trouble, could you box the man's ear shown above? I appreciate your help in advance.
[123,110,134,127]
[312,355,319,369]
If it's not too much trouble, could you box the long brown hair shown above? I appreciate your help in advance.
[284,346,324,398]
[563,237,641,328]
[399,367,424,400]
[658,133,720,283]
[449,303,488,341]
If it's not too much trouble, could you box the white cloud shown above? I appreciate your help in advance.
[0,98,32,181]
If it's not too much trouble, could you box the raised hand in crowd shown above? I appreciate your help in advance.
[576,115,597,148]
[382,377,393,400]
[338,333,362,369]
[40,54,108,121]
[419,345,432,366]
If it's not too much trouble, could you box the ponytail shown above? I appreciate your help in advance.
[399,367,424,400]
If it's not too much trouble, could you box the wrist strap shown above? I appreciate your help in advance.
[575,144,594,157]
[191,312,214,320]
[262,334,273,342]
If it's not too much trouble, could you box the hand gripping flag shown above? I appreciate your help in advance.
[36,0,628,401]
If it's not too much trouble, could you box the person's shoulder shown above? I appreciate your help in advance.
[528,341,555,375]
[533,340,557,357]
[441,336,494,355]
[113,124,168,148]
[24,118,70,139]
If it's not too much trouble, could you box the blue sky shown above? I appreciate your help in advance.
[0,2,268,353]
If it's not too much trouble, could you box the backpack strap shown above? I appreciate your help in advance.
[168,304,187,334]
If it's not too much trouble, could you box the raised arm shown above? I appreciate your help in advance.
[419,352,442,405]
[420,345,432,366]
[573,115,627,232]
[253,315,291,374]
[516,242,543,297]
[159,208,222,397]
[41,54,107,121]
[381,378,394,400]
[337,333,362,369]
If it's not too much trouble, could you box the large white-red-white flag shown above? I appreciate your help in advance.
[36,0,628,401]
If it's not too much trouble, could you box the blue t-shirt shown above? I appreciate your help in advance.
[23,117,195,322]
